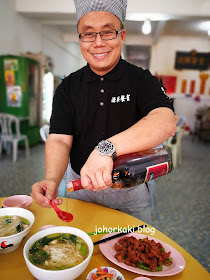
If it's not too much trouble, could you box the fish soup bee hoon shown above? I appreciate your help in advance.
[29,233,89,270]
[23,226,94,280]
[0,208,35,254]
[0,215,30,237]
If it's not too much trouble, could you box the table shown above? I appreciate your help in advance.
[0,197,209,280]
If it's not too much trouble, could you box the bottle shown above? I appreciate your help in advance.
[66,148,172,192]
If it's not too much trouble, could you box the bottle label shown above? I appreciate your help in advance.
[145,162,169,182]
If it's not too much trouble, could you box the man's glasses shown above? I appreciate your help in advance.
[79,29,122,42]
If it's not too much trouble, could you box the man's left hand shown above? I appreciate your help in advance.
[80,149,113,191]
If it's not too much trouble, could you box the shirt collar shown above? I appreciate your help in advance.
[84,57,125,82]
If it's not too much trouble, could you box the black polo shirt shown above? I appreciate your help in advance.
[50,58,174,174]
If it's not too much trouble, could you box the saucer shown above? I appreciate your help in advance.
[86,266,125,280]
[2,195,33,210]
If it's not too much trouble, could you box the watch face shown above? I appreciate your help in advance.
[98,140,114,154]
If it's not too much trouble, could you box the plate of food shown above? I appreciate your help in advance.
[86,266,125,280]
[99,233,185,277]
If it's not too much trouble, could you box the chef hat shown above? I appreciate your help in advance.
[74,0,127,23]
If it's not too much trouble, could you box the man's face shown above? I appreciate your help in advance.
[78,11,126,76]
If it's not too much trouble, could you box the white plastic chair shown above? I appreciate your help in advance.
[163,126,185,168]
[0,113,30,163]
[40,125,50,142]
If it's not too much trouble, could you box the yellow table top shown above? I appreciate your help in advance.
[0,197,209,280]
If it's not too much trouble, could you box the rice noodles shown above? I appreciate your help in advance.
[0,215,30,237]
[44,240,84,268]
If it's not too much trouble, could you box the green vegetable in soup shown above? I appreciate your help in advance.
[80,243,87,255]
[38,236,51,247]
[21,218,29,225]
[29,241,40,254]
[36,251,49,262]
[16,223,24,233]
[76,242,81,250]
[47,233,62,239]
[29,254,36,264]
[5,219,12,224]
[69,234,77,244]
[30,251,50,265]
[57,234,69,241]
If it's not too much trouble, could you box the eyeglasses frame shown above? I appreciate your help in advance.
[79,28,122,42]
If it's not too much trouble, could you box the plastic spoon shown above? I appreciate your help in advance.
[50,200,73,222]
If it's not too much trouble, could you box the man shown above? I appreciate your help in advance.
[31,0,176,224]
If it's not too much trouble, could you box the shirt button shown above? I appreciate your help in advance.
[100,102,104,106]
[100,77,104,81]
[100,89,104,93]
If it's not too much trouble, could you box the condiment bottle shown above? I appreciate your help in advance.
[66,148,172,191]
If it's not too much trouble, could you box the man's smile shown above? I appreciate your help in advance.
[92,52,110,58]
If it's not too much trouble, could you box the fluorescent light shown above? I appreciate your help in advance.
[142,19,152,35]
[199,21,210,31]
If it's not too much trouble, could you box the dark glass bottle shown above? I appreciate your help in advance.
[66,148,172,192]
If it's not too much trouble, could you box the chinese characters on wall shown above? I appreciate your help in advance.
[175,50,210,71]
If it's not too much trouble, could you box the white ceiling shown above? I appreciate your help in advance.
[23,12,210,39]
[21,12,210,67]
[124,17,210,37]
[16,0,210,40]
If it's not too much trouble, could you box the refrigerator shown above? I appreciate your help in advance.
[0,55,40,146]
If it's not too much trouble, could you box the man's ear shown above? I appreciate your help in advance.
[121,29,126,44]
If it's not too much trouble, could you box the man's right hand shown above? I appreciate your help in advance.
[31,180,63,208]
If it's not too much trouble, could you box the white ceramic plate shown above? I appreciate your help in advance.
[86,266,125,280]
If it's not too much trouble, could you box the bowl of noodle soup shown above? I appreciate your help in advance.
[0,207,35,254]
[23,226,94,280]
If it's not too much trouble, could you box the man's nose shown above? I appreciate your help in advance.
[94,33,106,46]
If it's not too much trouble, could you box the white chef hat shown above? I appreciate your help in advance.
[74,0,127,23]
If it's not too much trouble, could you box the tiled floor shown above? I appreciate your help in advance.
[0,135,209,272]
[152,135,210,273]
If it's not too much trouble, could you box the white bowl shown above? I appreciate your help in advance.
[0,207,35,254]
[23,226,94,280]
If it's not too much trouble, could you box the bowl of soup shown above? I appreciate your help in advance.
[23,226,94,280]
[0,207,35,254]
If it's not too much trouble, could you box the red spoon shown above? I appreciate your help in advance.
[50,200,73,222]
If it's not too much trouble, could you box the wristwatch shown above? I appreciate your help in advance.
[95,140,117,160]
